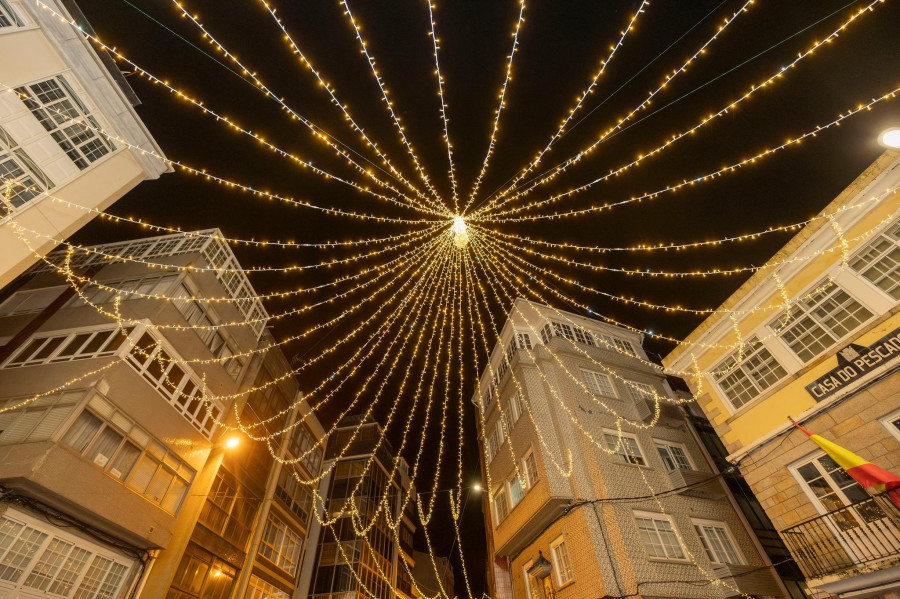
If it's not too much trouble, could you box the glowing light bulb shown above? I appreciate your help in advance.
[880,127,900,149]
[452,215,469,248]
[224,435,241,449]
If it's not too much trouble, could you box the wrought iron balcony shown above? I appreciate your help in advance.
[780,491,900,579]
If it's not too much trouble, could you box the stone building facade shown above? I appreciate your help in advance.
[475,299,785,599]
[664,150,900,597]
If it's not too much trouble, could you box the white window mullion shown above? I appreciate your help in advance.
[833,267,894,315]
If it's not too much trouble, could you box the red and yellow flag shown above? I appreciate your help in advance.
[792,420,900,492]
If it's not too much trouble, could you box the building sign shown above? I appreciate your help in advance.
[805,326,900,401]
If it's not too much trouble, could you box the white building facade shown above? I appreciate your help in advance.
[0,0,168,287]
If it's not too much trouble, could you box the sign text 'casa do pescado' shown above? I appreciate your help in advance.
[805,326,900,402]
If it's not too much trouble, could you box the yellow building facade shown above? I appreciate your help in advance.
[664,150,900,598]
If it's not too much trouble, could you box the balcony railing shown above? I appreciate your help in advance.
[780,491,900,579]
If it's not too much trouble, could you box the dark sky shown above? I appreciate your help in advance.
[70,0,900,595]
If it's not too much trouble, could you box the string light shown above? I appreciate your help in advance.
[256,0,450,217]
[472,0,651,215]
[338,0,447,207]
[4,2,898,596]
[479,0,892,221]
[483,84,900,223]
[462,0,527,210]
[425,0,460,211]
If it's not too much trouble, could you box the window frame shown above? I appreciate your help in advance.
[769,278,874,364]
[0,0,24,27]
[879,408,900,444]
[522,448,539,488]
[691,518,745,565]
[15,75,115,170]
[2,325,134,368]
[549,534,575,587]
[849,221,900,301]
[493,486,510,525]
[258,514,303,575]
[508,472,525,508]
[61,393,195,514]
[602,429,647,466]
[653,439,694,472]
[712,337,789,413]
[0,509,133,599]
[633,510,688,561]
[580,368,617,398]
[0,286,66,316]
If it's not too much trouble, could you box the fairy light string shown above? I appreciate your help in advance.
[256,0,451,217]
[480,3,894,222]
[462,0,527,211]
[338,0,446,207]
[475,0,753,217]
[2,1,899,595]
[472,0,650,214]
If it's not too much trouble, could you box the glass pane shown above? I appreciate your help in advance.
[109,442,141,480]
[86,427,124,469]
[62,411,103,454]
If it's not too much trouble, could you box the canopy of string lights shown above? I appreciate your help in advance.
[3,0,900,596]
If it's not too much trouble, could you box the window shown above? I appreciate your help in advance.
[486,425,501,463]
[258,516,303,575]
[493,487,510,524]
[550,535,574,586]
[63,393,195,514]
[246,574,289,599]
[552,321,575,341]
[168,543,235,599]
[0,0,23,27]
[0,390,83,445]
[603,431,645,466]
[288,424,323,476]
[0,286,65,316]
[654,440,692,471]
[510,392,525,423]
[792,453,884,527]
[772,280,873,362]
[124,330,222,438]
[0,512,132,598]
[692,520,742,564]
[581,369,616,397]
[275,466,313,524]
[0,125,52,214]
[69,274,178,308]
[596,333,637,356]
[713,338,787,410]
[3,326,132,368]
[634,512,686,560]
[509,474,525,507]
[15,77,114,170]
[199,467,259,548]
[523,450,539,487]
[626,380,657,403]
[880,409,900,444]
[850,222,900,299]
[170,282,246,378]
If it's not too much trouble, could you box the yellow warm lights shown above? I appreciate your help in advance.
[4,2,898,597]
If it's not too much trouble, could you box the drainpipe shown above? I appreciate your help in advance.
[128,550,158,599]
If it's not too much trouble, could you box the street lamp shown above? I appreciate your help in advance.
[224,435,241,449]
[879,127,900,149]
[472,483,481,492]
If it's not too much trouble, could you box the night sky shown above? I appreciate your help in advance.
[68,0,900,595]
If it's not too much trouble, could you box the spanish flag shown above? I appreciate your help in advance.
[791,419,900,492]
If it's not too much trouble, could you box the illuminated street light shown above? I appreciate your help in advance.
[879,127,900,149]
